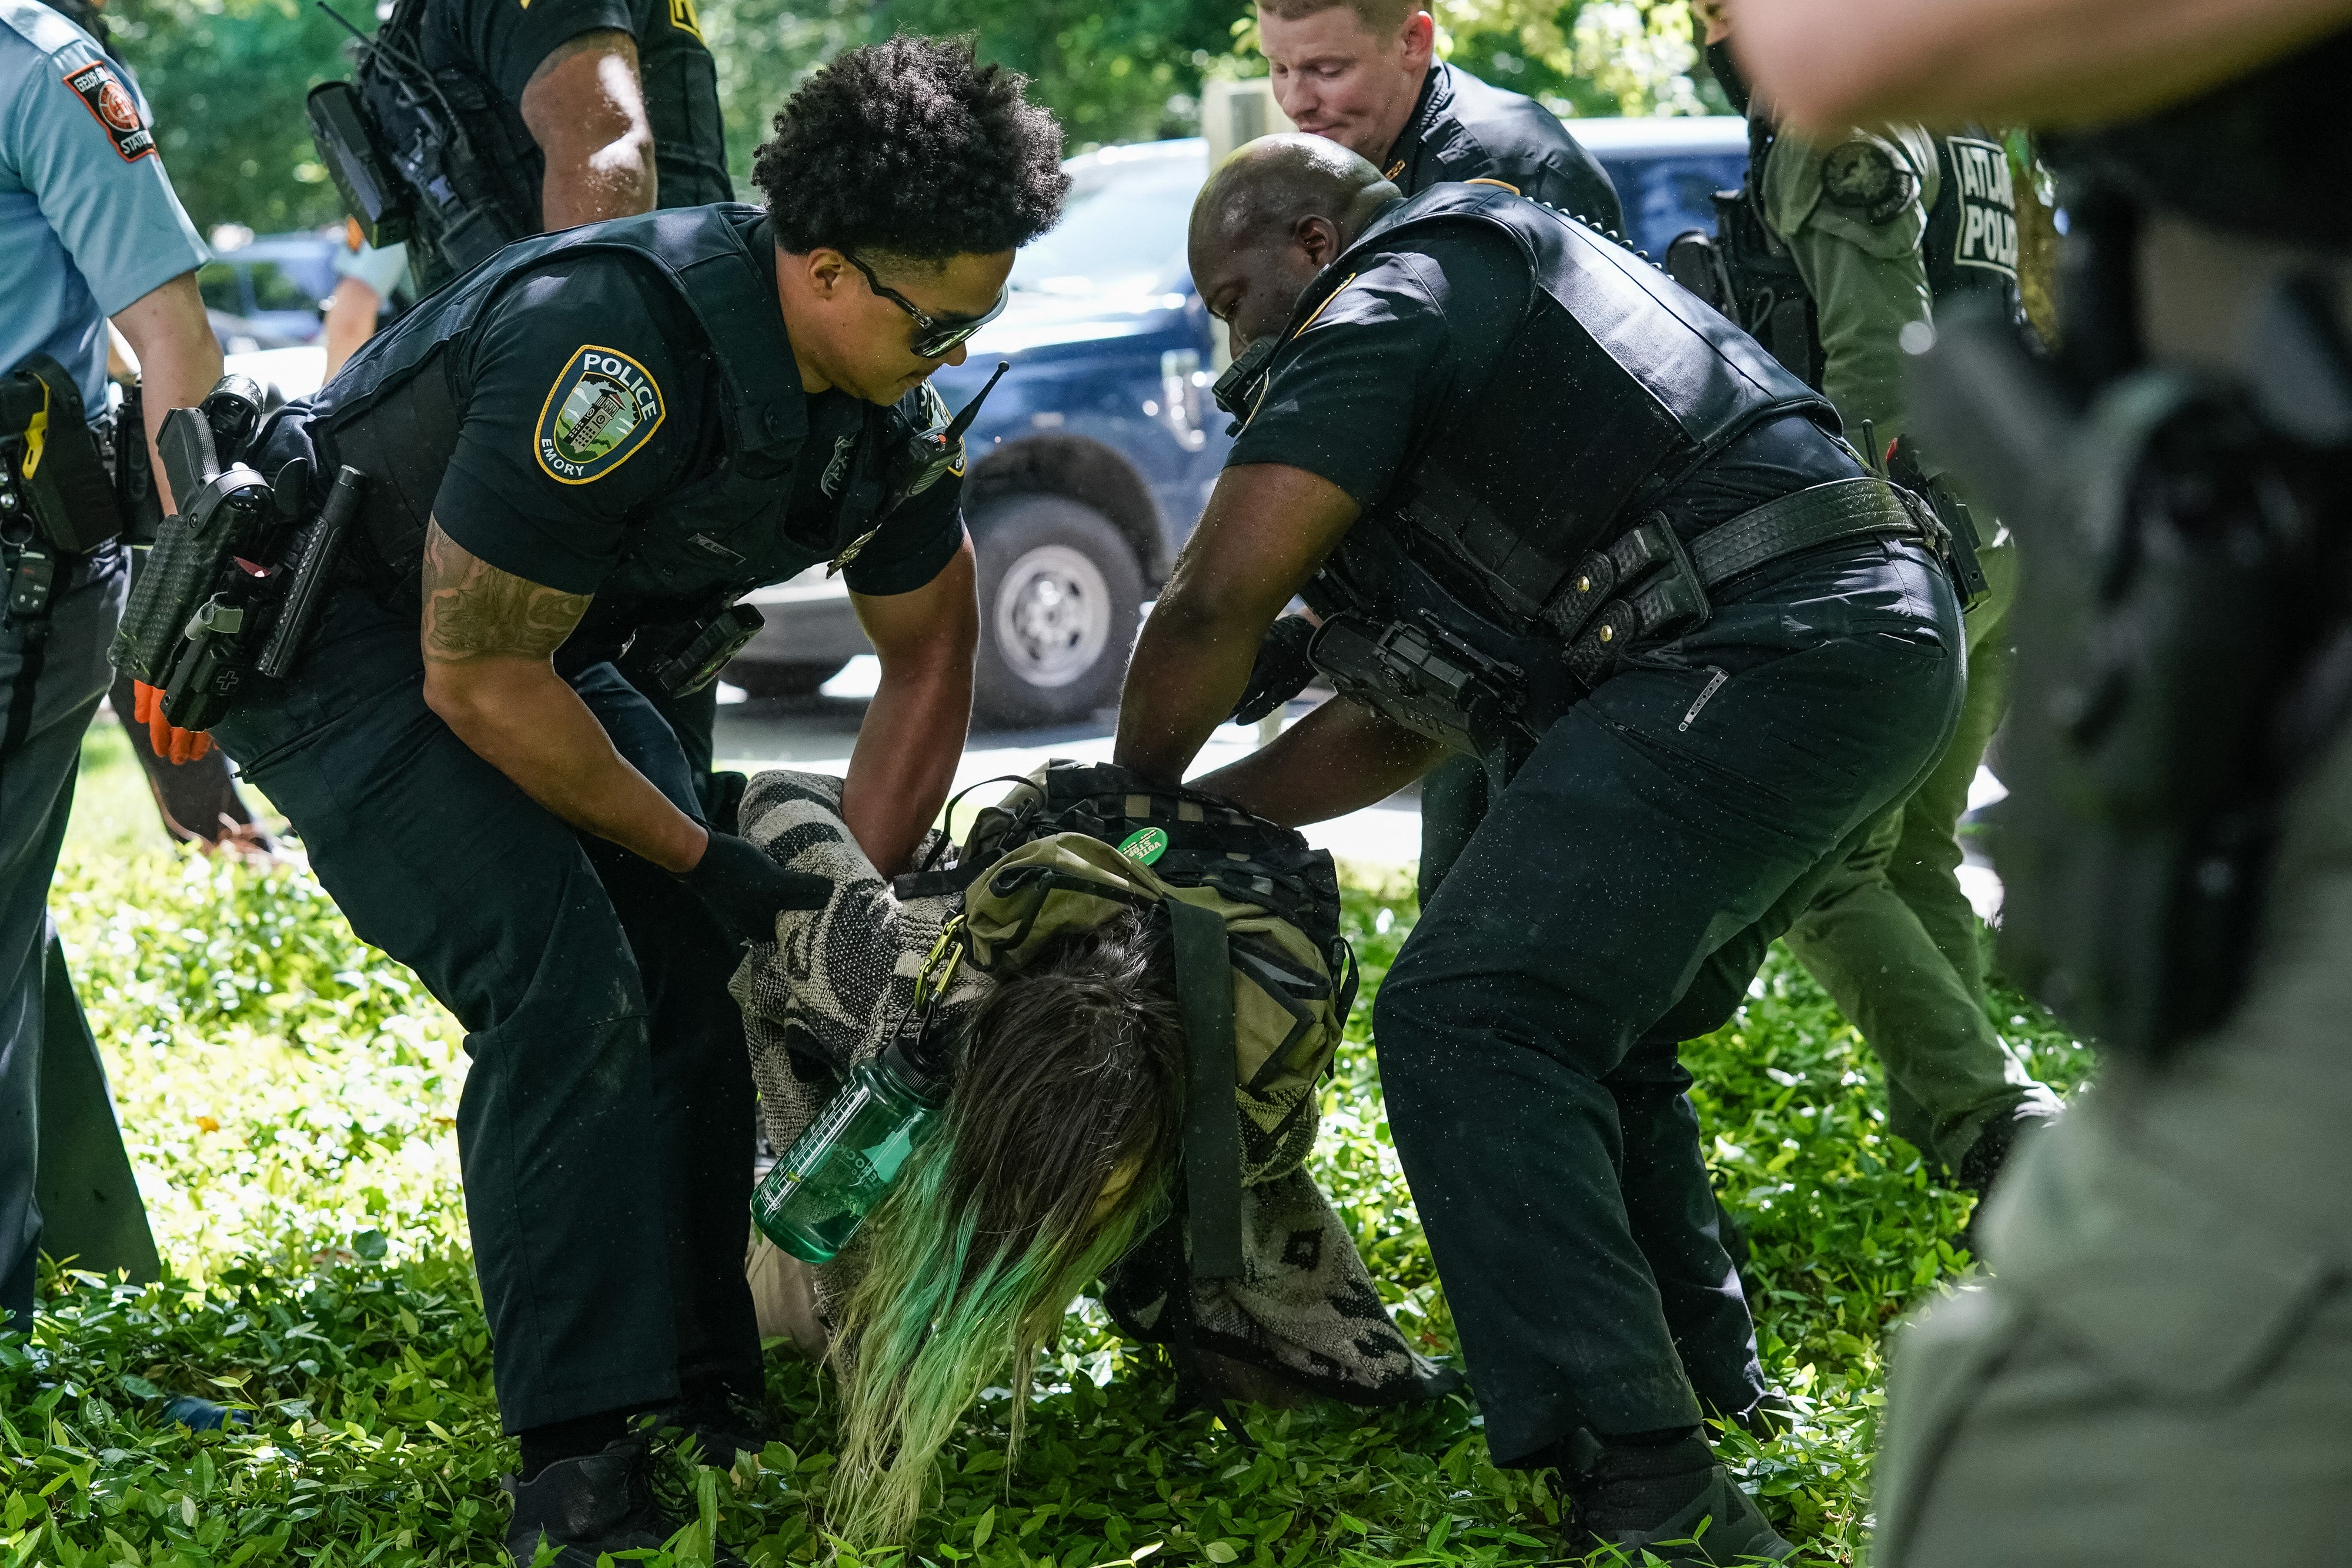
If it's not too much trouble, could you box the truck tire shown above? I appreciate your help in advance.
[728,661,846,700]
[971,495,1142,730]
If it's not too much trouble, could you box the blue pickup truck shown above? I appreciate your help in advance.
[729,116,1751,727]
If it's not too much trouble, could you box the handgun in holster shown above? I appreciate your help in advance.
[1910,287,2352,1057]
[110,375,369,729]
[1886,444,1992,609]
[618,602,767,699]
[1308,611,1534,781]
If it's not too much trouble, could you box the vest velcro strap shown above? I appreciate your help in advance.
[1168,897,1245,1281]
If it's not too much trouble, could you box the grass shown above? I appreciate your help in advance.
[1,725,2096,1567]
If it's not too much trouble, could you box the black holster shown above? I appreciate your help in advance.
[1913,293,2352,1057]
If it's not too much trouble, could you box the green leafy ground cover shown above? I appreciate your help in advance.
[3,728,2093,1566]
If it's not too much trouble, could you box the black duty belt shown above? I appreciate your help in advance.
[1543,474,1939,686]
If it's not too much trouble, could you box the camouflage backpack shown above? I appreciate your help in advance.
[893,761,1357,1276]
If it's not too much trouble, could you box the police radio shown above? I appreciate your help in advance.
[308,0,533,284]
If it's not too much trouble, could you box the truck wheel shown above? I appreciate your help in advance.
[728,661,846,700]
[971,495,1142,730]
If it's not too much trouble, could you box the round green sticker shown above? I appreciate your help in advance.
[1117,825,1168,866]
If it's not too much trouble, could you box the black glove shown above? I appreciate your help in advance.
[1230,614,1320,726]
[679,831,833,944]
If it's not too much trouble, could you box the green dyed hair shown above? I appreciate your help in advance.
[828,906,1188,1547]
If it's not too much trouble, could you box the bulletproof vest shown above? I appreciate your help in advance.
[1294,184,1830,642]
[302,204,852,647]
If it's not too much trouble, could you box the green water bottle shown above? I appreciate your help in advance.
[751,1030,948,1263]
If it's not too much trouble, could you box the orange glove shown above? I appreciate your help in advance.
[132,680,212,764]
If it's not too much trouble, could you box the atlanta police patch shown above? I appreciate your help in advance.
[535,346,664,484]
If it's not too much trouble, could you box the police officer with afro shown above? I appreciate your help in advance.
[135,38,1068,1563]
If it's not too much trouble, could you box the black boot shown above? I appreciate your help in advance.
[503,1436,742,1567]
[647,1379,771,1469]
[1567,1432,1794,1566]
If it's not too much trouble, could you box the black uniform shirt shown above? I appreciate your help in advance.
[305,228,965,628]
[420,0,733,215]
[1381,61,1623,232]
[1228,208,1854,542]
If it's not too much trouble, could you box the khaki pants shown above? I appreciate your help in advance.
[1782,541,2059,1169]
[1874,719,2352,1564]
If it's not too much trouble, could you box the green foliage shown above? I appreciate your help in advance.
[9,739,2093,1565]
[105,0,1731,242]
[110,0,354,235]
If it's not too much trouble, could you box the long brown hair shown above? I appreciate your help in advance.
[829,905,1188,1545]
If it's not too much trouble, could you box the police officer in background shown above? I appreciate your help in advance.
[1740,2,2352,1562]
[24,0,275,856]
[1125,135,1968,1562]
[1244,0,1621,902]
[321,220,413,381]
[380,0,730,292]
[131,39,1064,1562]
[1686,0,2061,1198]
[1,0,219,1334]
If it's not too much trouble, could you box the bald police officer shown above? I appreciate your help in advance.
[1247,0,1621,901]
[1125,135,1968,1562]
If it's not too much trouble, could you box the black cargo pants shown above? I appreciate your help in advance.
[212,586,761,1433]
[1375,538,1965,1466]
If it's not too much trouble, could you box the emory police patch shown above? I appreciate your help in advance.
[536,346,664,483]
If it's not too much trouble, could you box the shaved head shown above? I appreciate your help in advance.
[1188,134,1400,357]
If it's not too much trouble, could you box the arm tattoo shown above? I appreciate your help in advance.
[419,520,592,664]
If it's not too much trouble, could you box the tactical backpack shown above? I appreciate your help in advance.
[894,761,1357,1279]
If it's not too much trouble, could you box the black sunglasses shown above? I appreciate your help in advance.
[845,252,1007,359]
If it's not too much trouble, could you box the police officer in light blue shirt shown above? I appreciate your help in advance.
[0,0,220,1342]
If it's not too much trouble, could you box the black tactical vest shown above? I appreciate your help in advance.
[377,0,733,290]
[1290,185,1832,642]
[293,205,901,656]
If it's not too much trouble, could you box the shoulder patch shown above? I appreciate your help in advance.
[667,0,703,36]
[535,346,665,484]
[1819,139,1913,224]
[62,59,153,162]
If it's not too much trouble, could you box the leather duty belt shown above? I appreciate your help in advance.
[1542,475,1937,687]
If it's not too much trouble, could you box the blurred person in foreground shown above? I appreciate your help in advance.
[1244,0,1620,905]
[1738,2,2352,1562]
[0,0,225,1380]
[1685,0,2061,1204]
